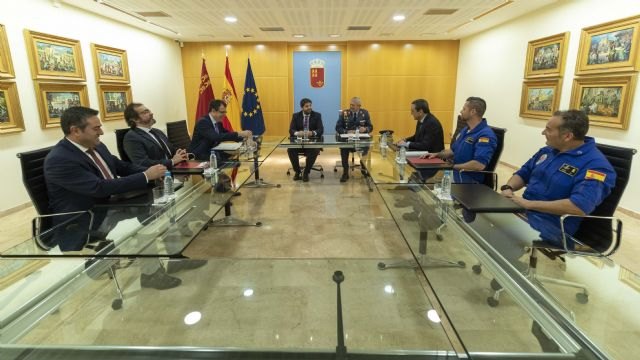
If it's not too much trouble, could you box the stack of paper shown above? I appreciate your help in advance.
[212,142,241,151]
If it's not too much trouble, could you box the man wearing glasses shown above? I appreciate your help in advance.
[190,99,252,161]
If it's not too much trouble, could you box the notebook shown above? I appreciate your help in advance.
[450,184,525,213]
[407,156,452,169]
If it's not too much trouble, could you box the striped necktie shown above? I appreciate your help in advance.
[86,148,113,179]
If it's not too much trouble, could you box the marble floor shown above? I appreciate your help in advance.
[1,149,639,358]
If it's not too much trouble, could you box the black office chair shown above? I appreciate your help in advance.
[166,120,191,150]
[114,128,131,162]
[487,143,636,307]
[286,155,324,179]
[17,147,125,310]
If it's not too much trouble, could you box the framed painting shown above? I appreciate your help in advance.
[575,15,640,75]
[524,32,569,78]
[0,24,15,79]
[519,78,562,120]
[34,82,89,128]
[24,30,85,81]
[0,82,25,134]
[91,44,130,83]
[570,74,636,130]
[98,84,132,121]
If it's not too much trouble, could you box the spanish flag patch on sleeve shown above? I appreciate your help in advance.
[585,169,607,182]
[478,137,490,143]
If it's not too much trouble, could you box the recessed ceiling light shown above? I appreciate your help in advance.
[393,14,406,22]
[329,34,341,38]
[293,34,305,38]
[224,16,237,23]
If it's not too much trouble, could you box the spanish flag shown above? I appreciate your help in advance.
[221,55,241,131]
[478,137,490,143]
[585,169,607,182]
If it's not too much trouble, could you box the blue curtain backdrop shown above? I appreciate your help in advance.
[293,51,341,135]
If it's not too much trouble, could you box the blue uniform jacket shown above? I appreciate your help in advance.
[515,136,616,245]
[450,119,497,183]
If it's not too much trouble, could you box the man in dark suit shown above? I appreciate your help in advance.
[189,99,252,161]
[397,98,445,153]
[288,98,324,182]
[122,102,188,168]
[335,96,373,182]
[44,106,181,290]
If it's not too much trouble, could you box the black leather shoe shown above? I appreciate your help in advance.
[293,172,302,181]
[140,268,182,290]
[232,192,242,197]
[340,173,349,182]
[302,173,310,182]
[166,259,208,274]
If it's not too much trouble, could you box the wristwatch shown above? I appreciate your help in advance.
[500,184,513,191]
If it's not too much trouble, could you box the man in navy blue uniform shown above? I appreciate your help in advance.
[427,97,496,183]
[335,96,373,182]
[500,110,616,246]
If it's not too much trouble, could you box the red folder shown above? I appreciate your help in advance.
[173,161,205,169]
[406,156,447,165]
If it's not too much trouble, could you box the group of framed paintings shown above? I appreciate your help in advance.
[0,25,133,134]
[24,30,132,128]
[521,15,640,130]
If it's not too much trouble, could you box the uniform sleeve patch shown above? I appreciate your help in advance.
[559,163,578,176]
[585,169,607,182]
[478,137,490,143]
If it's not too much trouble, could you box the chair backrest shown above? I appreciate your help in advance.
[482,126,506,189]
[166,120,191,150]
[573,143,636,252]
[17,147,53,215]
[114,128,131,162]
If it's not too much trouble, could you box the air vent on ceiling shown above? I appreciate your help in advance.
[424,8,458,15]
[379,33,393,37]
[260,27,285,31]
[347,26,371,31]
[136,11,171,17]
[242,34,254,38]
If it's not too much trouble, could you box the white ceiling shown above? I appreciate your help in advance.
[61,0,556,42]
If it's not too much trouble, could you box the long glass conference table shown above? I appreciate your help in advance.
[0,137,638,359]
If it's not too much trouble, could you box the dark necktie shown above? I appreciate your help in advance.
[86,149,113,179]
[303,115,309,129]
[149,129,172,159]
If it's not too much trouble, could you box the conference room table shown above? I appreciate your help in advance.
[0,138,638,359]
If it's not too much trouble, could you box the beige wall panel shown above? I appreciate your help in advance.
[347,76,457,110]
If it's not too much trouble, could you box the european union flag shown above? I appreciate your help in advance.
[241,58,265,135]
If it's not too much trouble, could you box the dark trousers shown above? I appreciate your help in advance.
[340,147,369,173]
[287,148,320,174]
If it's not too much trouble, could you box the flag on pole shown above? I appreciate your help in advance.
[195,59,215,120]
[221,55,240,131]
[241,58,266,135]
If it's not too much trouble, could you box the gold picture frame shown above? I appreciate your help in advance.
[570,74,636,130]
[0,81,25,134]
[524,32,569,78]
[34,81,89,129]
[0,24,15,79]
[520,78,562,120]
[575,15,640,75]
[98,84,132,121]
[24,30,85,81]
[91,44,130,83]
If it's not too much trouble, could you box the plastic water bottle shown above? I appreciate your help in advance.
[354,126,360,139]
[441,169,452,198]
[398,144,407,164]
[163,170,174,200]
[303,123,309,140]
[380,132,388,148]
[209,149,218,171]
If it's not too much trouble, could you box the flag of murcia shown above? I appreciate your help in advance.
[585,169,607,182]
[310,58,325,88]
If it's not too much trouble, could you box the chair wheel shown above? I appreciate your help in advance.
[487,297,499,307]
[112,299,123,310]
[334,168,338,172]
[457,261,466,267]
[276,184,281,188]
[576,292,589,304]
[377,262,387,270]
[321,174,325,178]
[472,265,482,274]
[286,170,291,176]
[490,279,502,291]
[255,222,262,226]
[203,224,209,231]
[436,234,443,241]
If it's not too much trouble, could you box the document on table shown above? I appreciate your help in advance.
[212,142,241,151]
[339,133,371,138]
[406,151,429,157]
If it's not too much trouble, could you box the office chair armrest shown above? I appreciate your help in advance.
[32,210,95,251]
[559,213,622,257]
[457,169,498,190]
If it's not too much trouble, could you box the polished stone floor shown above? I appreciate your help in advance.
[2,149,639,358]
